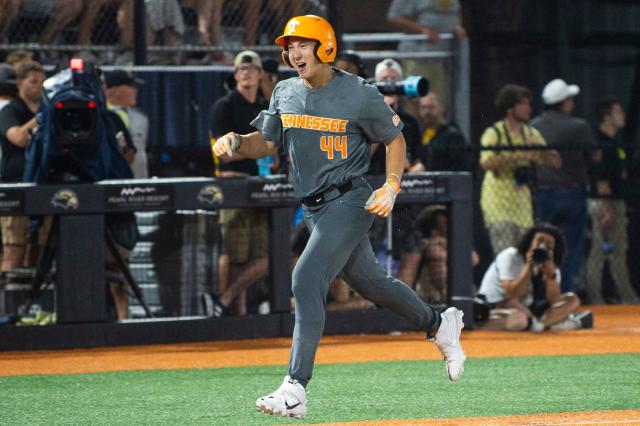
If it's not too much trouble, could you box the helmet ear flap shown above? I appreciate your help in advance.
[282,50,292,67]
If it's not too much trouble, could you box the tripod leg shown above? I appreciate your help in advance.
[105,229,153,318]
[26,216,58,308]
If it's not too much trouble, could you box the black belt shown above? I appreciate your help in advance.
[301,180,353,207]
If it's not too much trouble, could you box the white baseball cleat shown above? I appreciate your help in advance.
[256,376,307,419]
[430,307,467,381]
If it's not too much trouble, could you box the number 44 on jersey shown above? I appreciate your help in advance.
[320,135,347,159]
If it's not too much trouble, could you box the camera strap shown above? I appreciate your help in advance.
[502,121,528,148]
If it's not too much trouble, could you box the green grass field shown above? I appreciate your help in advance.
[1,353,638,425]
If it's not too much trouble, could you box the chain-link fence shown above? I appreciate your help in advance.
[0,0,328,66]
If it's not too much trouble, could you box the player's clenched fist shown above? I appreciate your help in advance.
[212,132,242,157]
[365,176,401,217]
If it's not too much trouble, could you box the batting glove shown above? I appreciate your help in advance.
[211,132,242,158]
[365,176,401,217]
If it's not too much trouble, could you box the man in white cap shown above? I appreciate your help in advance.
[531,78,597,294]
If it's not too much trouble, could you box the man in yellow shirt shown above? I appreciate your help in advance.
[480,84,560,255]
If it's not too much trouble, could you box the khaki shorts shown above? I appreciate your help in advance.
[220,208,268,264]
[1,215,56,246]
[1,216,29,246]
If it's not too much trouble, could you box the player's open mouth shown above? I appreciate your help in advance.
[296,62,307,72]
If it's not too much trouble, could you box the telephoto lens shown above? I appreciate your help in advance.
[372,76,430,97]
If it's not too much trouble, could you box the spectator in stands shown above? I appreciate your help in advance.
[387,0,469,138]
[104,69,149,179]
[181,0,218,46]
[334,50,368,79]
[241,0,305,46]
[117,0,185,64]
[585,99,639,304]
[480,84,559,256]
[0,61,44,271]
[5,50,34,67]
[77,0,123,46]
[368,58,423,289]
[411,92,469,172]
[203,50,269,317]
[180,0,236,64]
[6,0,82,45]
[0,0,21,43]
[36,0,83,45]
[476,222,592,331]
[146,0,185,48]
[531,79,597,293]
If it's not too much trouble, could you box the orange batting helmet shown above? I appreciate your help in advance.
[275,15,336,67]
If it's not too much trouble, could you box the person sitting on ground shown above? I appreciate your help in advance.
[476,222,592,331]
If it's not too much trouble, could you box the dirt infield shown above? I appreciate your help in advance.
[1,305,639,424]
[1,305,639,377]
[317,409,640,425]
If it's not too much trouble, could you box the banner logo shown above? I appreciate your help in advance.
[197,185,224,205]
[51,189,79,209]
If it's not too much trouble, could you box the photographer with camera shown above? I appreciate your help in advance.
[476,223,592,331]
[480,84,560,256]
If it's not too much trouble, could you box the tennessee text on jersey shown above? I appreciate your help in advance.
[281,113,348,133]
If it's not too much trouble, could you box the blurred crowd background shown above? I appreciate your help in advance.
[1,0,640,322]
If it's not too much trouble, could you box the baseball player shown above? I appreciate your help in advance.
[211,15,466,419]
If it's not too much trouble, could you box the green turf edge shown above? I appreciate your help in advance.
[0,353,638,425]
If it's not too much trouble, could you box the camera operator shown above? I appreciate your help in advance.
[0,61,44,271]
[476,223,592,331]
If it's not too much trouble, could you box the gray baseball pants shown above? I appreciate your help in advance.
[289,177,440,386]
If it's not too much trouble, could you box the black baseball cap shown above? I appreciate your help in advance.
[103,69,144,88]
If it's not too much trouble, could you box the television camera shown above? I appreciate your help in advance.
[24,58,132,183]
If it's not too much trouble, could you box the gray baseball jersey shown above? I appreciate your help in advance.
[251,68,403,198]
